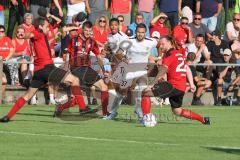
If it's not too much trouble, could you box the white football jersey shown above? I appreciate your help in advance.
[126,38,158,64]
[107,31,129,54]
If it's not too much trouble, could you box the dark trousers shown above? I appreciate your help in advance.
[165,11,179,30]
[7,5,24,38]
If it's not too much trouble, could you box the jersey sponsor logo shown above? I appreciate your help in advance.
[75,41,82,47]
[0,47,10,51]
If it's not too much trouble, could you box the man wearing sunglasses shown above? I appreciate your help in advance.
[189,13,211,39]
[223,13,240,43]
[172,17,193,47]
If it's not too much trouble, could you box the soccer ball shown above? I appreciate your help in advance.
[143,113,157,127]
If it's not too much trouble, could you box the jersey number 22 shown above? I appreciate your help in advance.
[176,57,187,73]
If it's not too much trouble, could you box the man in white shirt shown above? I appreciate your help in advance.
[107,18,129,54]
[223,13,240,42]
[106,23,157,120]
[187,33,212,80]
[187,34,211,64]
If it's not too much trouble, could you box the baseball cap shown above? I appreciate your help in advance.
[151,31,160,39]
[223,48,232,56]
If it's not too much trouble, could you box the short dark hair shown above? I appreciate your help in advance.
[117,15,124,20]
[34,17,48,29]
[187,52,196,62]
[75,12,87,22]
[109,18,119,25]
[211,30,221,38]
[125,28,133,37]
[196,34,205,39]
[160,36,174,45]
[136,23,147,31]
[0,25,5,31]
[82,21,93,29]
[194,12,202,17]
[181,17,189,21]
[136,13,143,18]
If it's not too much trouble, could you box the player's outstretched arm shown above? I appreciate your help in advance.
[148,65,168,87]
[186,65,196,93]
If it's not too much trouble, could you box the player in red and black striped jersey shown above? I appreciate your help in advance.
[142,36,210,125]
[0,18,95,123]
[55,21,110,117]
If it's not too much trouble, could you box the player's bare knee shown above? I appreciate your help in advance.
[172,108,182,116]
[71,76,80,86]
[101,83,108,91]
[206,80,212,88]
[217,79,223,85]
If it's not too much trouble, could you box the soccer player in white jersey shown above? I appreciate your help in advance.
[107,18,129,55]
[106,23,158,120]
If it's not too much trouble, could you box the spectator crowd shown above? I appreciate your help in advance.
[0,0,239,106]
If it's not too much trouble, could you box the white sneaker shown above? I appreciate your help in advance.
[30,96,38,105]
[49,99,56,105]
[163,98,170,105]
[103,112,118,120]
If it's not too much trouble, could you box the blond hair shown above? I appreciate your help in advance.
[95,15,109,31]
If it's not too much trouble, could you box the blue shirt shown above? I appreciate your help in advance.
[128,23,150,37]
[158,0,178,13]
[92,57,111,72]
[199,0,223,18]
[150,48,158,57]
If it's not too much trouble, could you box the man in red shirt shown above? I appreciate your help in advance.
[55,21,110,117]
[150,12,169,37]
[0,18,95,123]
[172,17,193,47]
[0,25,14,104]
[142,36,210,125]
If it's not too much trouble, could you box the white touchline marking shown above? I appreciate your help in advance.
[0,130,179,146]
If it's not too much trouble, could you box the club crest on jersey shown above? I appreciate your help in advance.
[75,42,82,46]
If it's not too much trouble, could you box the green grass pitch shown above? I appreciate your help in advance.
[0,105,240,160]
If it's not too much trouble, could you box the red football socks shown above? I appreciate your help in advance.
[71,86,86,110]
[101,91,109,116]
[58,99,76,111]
[141,96,151,115]
[180,108,205,123]
[7,97,26,119]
